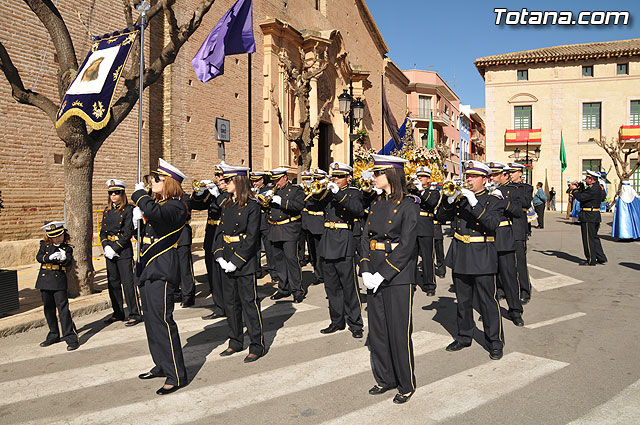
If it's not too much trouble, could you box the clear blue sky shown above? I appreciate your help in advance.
[366,0,639,108]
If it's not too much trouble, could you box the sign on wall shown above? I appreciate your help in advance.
[216,117,230,142]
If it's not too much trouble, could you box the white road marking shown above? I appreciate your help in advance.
[525,312,587,329]
[567,379,640,424]
[34,331,451,425]
[529,264,583,291]
[323,352,569,425]
[0,319,352,407]
[0,302,319,365]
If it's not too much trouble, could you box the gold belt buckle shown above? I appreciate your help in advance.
[370,240,376,250]
[463,235,471,243]
[328,222,335,229]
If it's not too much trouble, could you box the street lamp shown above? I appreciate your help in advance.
[338,77,366,166]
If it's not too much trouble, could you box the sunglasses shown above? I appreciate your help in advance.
[109,190,124,195]
[153,175,165,183]
[221,177,233,183]
[373,170,386,177]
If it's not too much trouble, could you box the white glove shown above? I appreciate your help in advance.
[491,189,504,199]
[57,248,66,262]
[135,182,146,192]
[361,272,374,290]
[327,182,339,194]
[447,190,461,204]
[133,206,143,223]
[263,189,273,198]
[104,245,119,260]
[374,187,383,195]
[195,187,205,196]
[460,188,478,207]
[370,272,384,293]
[48,251,62,261]
[208,184,220,197]
[216,257,229,270]
[414,180,423,192]
[224,262,237,273]
[271,195,282,205]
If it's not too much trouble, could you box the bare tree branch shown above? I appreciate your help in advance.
[0,41,59,121]
[122,0,134,27]
[269,85,290,140]
[164,0,180,47]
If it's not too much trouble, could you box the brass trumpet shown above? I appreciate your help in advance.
[360,179,373,192]
[304,180,327,201]
[256,193,273,207]
[192,180,208,192]
[442,180,472,197]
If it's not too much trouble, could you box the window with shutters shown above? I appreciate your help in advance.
[630,100,640,125]
[514,106,532,130]
[582,103,601,129]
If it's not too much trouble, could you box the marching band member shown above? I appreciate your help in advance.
[487,162,524,326]
[132,158,188,395]
[302,168,327,284]
[437,161,504,360]
[175,195,195,308]
[191,167,228,320]
[100,179,141,326]
[214,165,265,362]
[506,162,533,305]
[313,162,364,337]
[571,170,608,265]
[298,171,313,267]
[36,221,79,351]
[411,166,440,296]
[360,154,419,404]
[250,171,274,280]
[267,168,306,303]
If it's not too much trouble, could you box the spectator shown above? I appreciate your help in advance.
[548,187,556,211]
[533,182,547,229]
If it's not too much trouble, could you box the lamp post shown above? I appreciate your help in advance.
[338,76,365,166]
[513,145,541,184]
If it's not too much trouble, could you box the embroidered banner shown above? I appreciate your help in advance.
[55,26,140,130]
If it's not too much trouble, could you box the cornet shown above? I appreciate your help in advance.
[304,180,328,201]
[256,193,273,207]
[442,180,472,198]
[192,180,208,192]
[360,179,373,192]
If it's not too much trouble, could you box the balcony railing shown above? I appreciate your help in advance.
[414,109,450,125]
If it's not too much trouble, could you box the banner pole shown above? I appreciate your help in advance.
[248,53,252,170]
[136,1,150,266]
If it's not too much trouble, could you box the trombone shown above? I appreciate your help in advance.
[304,180,327,201]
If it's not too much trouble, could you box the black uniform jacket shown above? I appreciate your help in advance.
[360,194,419,285]
[436,190,502,275]
[573,182,605,223]
[100,204,135,259]
[213,198,261,276]
[191,189,229,233]
[35,242,73,291]
[506,182,528,241]
[494,183,522,252]
[132,190,188,284]
[302,195,325,235]
[413,188,440,237]
[315,186,364,260]
[268,182,304,242]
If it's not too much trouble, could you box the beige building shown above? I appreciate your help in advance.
[475,39,640,209]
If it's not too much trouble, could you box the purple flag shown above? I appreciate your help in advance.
[191,0,256,83]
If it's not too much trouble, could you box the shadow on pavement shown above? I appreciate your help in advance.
[78,316,111,345]
[421,296,457,340]
[534,249,584,264]
[619,262,640,271]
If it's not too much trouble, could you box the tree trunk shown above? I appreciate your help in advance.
[63,141,96,296]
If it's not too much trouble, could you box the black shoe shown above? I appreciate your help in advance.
[506,313,525,327]
[103,316,123,324]
[139,371,166,380]
[219,347,241,357]
[489,348,503,360]
[393,392,414,404]
[446,341,471,352]
[368,385,393,395]
[293,295,305,303]
[156,385,182,395]
[270,292,290,301]
[596,259,607,264]
[351,329,364,339]
[39,338,60,347]
[125,318,143,327]
[520,297,530,305]
[426,290,435,297]
[579,260,596,266]
[173,296,182,304]
[66,342,80,351]
[320,324,345,334]
[435,271,446,278]
[244,353,262,363]
[201,312,225,320]
[181,299,195,308]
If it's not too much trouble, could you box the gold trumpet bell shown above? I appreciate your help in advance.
[257,193,273,207]
[360,180,372,192]
[192,180,208,192]
[304,180,327,201]
[442,180,472,197]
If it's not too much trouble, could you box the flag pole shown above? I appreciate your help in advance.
[248,53,252,170]
[136,0,150,265]
[381,74,384,152]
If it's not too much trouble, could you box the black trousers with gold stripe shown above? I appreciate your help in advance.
[417,236,436,292]
[222,273,265,356]
[514,240,531,301]
[497,251,523,315]
[140,280,188,387]
[453,273,504,350]
[272,240,304,298]
[41,289,78,345]
[204,225,226,315]
[580,221,607,265]
[176,245,196,302]
[322,257,363,331]
[106,256,140,320]
[367,284,415,395]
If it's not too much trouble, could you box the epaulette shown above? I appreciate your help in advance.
[407,194,421,203]
[490,190,504,200]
